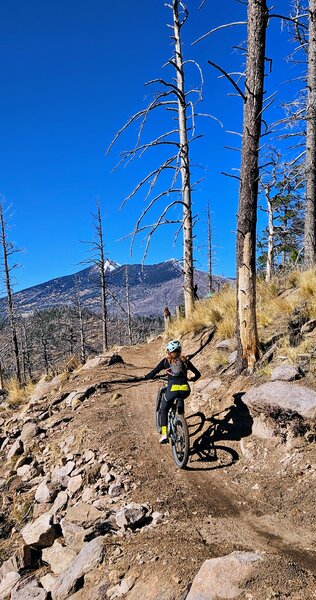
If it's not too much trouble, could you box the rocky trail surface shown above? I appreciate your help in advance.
[0,333,316,599]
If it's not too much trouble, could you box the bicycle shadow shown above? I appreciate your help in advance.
[185,393,253,471]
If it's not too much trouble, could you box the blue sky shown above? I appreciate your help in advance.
[0,0,302,292]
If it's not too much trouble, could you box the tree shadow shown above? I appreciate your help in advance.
[185,393,253,471]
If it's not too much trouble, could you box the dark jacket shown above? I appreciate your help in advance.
[144,357,201,385]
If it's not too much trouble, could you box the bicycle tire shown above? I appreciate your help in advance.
[155,390,162,433]
[171,413,189,469]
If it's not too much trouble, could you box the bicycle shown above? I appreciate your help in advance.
[155,387,190,469]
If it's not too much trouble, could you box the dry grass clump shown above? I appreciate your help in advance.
[209,350,229,371]
[294,269,316,318]
[166,269,316,357]
[6,379,35,407]
[276,338,313,363]
[256,280,294,332]
[167,285,236,340]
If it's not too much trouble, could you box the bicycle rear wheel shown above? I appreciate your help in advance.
[155,389,162,433]
[171,413,189,469]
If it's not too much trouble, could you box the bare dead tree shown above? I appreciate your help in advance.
[259,150,281,281]
[304,0,316,266]
[236,0,269,373]
[107,1,212,317]
[74,282,86,364]
[33,310,51,376]
[207,202,213,293]
[125,265,133,345]
[20,318,33,383]
[0,202,22,384]
[84,203,109,352]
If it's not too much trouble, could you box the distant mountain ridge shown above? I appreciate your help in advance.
[1,259,232,318]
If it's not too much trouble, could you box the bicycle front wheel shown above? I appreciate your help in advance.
[171,414,189,469]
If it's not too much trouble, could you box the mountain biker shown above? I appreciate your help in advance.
[144,340,201,444]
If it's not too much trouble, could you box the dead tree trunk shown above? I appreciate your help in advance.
[266,189,274,282]
[125,265,133,345]
[95,204,108,352]
[173,0,195,316]
[76,292,86,364]
[207,203,213,293]
[236,0,268,373]
[23,326,33,382]
[304,0,316,268]
[0,205,22,384]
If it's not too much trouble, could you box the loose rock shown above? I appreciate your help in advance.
[51,536,105,600]
[115,503,147,530]
[11,579,48,600]
[21,512,56,548]
[7,439,24,460]
[42,540,77,575]
[0,572,21,600]
[186,551,263,600]
[271,364,302,382]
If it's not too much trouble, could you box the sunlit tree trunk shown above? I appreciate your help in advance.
[266,190,274,282]
[125,265,133,345]
[207,203,213,292]
[173,0,195,316]
[304,0,316,267]
[236,0,268,373]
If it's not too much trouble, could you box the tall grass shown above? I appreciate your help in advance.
[167,269,316,345]
[6,379,35,407]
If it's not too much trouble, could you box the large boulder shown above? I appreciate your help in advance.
[50,537,105,600]
[186,551,263,600]
[21,512,56,548]
[79,353,123,371]
[270,364,302,382]
[243,381,316,419]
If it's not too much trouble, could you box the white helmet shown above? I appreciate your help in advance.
[166,340,181,353]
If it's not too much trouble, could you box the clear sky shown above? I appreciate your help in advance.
[0,0,301,292]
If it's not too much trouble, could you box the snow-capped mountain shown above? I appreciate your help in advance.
[0,260,231,317]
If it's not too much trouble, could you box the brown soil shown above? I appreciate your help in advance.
[60,338,316,600]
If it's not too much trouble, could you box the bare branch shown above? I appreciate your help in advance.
[208,60,246,101]
[192,21,247,46]
[221,171,241,181]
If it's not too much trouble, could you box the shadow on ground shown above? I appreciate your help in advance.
[185,393,253,471]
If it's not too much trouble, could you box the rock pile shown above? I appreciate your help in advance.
[0,358,165,600]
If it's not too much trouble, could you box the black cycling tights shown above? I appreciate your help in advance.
[160,387,190,427]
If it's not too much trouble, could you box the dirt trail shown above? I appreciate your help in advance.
[71,338,316,598]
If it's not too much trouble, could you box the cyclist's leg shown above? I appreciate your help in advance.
[159,386,173,443]
[175,389,190,414]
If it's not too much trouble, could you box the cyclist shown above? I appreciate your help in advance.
[144,340,201,444]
